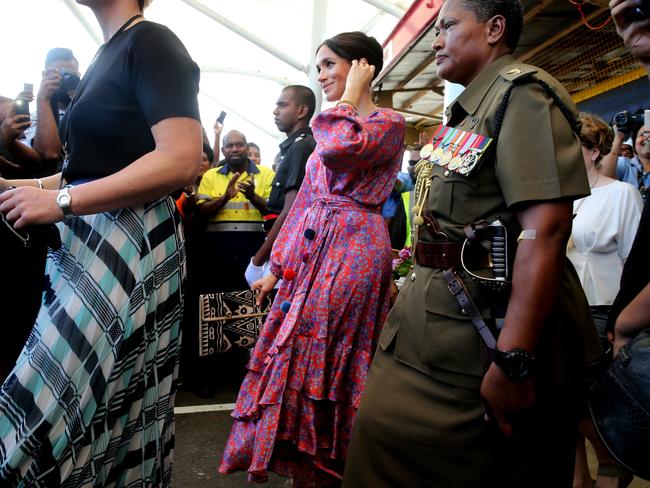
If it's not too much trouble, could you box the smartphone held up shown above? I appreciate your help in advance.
[216,110,227,125]
[14,98,30,118]
[14,82,33,118]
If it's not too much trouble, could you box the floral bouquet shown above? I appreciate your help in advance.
[392,247,413,288]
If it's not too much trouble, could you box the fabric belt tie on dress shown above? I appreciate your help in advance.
[265,195,380,360]
[205,221,264,232]
[311,195,381,219]
[415,241,489,269]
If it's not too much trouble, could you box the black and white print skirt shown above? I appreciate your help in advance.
[0,197,185,487]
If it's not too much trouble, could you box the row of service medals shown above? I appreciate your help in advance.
[411,126,493,250]
[419,125,492,176]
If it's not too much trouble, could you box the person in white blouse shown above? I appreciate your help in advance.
[569,113,644,333]
[571,112,643,488]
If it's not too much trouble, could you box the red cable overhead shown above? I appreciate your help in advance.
[569,0,612,30]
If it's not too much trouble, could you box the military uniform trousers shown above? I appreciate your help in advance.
[343,264,592,488]
[344,344,583,488]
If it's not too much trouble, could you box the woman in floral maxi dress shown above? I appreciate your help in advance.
[219,31,406,486]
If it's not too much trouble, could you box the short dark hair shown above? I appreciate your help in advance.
[202,142,214,163]
[319,32,384,81]
[283,85,317,120]
[44,48,77,69]
[223,130,247,145]
[462,0,524,50]
[138,0,152,10]
[247,142,260,151]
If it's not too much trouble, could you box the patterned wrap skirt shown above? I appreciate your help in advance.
[0,197,185,487]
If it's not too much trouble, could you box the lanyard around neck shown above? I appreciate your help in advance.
[62,14,143,167]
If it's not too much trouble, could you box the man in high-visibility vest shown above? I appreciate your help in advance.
[193,130,274,397]
[196,129,274,293]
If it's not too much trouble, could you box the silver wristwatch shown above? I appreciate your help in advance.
[56,187,74,218]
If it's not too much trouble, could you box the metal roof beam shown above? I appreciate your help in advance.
[394,52,438,92]
[385,86,442,93]
[361,11,385,33]
[200,90,279,140]
[360,0,405,18]
[523,0,556,23]
[415,102,445,126]
[402,87,444,109]
[200,66,297,86]
[393,107,442,121]
[179,0,307,73]
[61,0,102,46]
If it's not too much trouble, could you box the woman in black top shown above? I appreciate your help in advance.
[0,0,201,485]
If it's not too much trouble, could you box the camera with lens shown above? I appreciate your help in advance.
[53,69,81,104]
[613,110,645,133]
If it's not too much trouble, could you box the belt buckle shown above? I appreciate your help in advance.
[447,276,463,296]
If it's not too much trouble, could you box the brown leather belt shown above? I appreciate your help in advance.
[416,241,489,269]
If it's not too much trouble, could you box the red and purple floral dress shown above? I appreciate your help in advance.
[219,105,406,486]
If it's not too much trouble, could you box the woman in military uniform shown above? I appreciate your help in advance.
[344,1,600,487]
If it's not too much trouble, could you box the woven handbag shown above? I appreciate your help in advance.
[198,289,276,357]
[587,327,650,480]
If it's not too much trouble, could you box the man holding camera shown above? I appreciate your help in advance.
[604,119,650,201]
[27,48,81,173]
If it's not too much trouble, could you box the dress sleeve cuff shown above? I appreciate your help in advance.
[270,261,283,279]
[334,103,359,116]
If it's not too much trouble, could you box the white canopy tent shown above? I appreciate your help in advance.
[1,0,413,166]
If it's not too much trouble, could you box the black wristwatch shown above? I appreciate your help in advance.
[493,348,535,382]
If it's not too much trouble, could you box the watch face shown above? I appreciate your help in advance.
[58,192,71,206]
[57,189,73,217]
[511,353,529,376]
[496,348,534,381]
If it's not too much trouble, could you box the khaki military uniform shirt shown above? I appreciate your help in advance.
[380,54,594,390]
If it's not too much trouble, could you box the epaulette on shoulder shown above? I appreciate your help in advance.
[499,64,538,82]
[295,133,316,147]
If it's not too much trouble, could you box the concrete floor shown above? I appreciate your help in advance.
[172,383,288,488]
[171,383,650,488]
